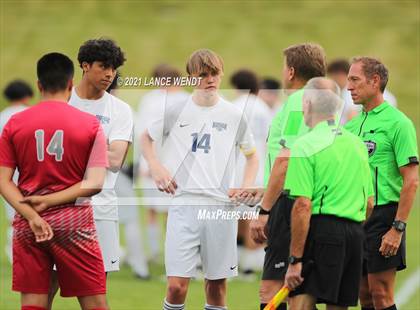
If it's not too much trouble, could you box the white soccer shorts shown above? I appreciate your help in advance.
[95,219,120,272]
[165,194,238,280]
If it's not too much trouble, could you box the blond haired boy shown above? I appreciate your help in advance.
[141,49,258,309]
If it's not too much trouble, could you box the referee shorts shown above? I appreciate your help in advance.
[290,215,364,307]
[363,202,406,275]
[262,193,294,280]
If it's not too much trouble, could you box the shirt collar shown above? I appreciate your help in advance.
[366,101,389,114]
[312,119,336,131]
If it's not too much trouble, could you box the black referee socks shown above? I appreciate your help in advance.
[361,306,397,310]
[382,305,397,310]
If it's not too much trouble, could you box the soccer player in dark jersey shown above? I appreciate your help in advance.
[0,53,109,310]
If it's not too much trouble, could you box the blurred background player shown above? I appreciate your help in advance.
[0,52,109,310]
[107,73,150,280]
[230,69,272,279]
[258,77,283,116]
[141,49,258,310]
[0,80,33,263]
[327,58,397,124]
[136,63,189,262]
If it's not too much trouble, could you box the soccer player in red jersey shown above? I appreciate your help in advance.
[0,53,109,310]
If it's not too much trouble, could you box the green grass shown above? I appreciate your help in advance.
[1,1,419,129]
[0,0,419,309]
[0,198,419,309]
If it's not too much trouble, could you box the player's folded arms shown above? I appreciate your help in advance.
[21,166,106,213]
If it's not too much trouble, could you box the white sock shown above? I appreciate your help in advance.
[240,248,254,271]
[147,223,160,257]
[204,304,227,310]
[125,218,149,276]
[148,222,160,258]
[163,298,184,310]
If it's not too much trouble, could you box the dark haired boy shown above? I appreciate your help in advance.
[70,38,133,275]
[0,52,109,310]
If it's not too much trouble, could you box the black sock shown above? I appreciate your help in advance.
[361,307,375,310]
[382,305,397,310]
[259,302,286,310]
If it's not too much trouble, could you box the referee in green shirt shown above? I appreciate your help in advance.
[284,77,373,309]
[345,57,418,310]
[248,43,327,310]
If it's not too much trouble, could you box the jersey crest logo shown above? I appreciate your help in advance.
[96,115,110,124]
[364,140,376,157]
[212,122,227,131]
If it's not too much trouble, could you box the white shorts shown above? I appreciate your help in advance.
[165,195,238,280]
[95,219,120,272]
[118,204,139,224]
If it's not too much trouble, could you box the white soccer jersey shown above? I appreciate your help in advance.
[136,89,190,173]
[136,89,190,136]
[69,88,133,220]
[148,96,255,201]
[0,104,27,133]
[0,104,27,220]
[232,94,272,186]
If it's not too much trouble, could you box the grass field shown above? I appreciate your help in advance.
[0,200,419,309]
[0,1,419,309]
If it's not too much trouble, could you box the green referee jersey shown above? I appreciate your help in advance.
[264,89,309,187]
[284,120,373,222]
[345,101,419,206]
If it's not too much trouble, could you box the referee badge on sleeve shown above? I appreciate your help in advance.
[364,140,376,157]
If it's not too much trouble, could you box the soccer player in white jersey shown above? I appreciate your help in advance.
[141,49,259,310]
[47,38,133,308]
[0,80,33,263]
[136,64,190,262]
[231,69,273,186]
[230,69,273,278]
[70,38,133,272]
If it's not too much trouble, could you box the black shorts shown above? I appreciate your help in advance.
[290,215,364,307]
[363,203,406,275]
[262,194,294,280]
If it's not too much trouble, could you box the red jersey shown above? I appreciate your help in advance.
[0,100,108,197]
[2,100,109,296]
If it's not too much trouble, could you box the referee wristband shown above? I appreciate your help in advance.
[256,204,270,215]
